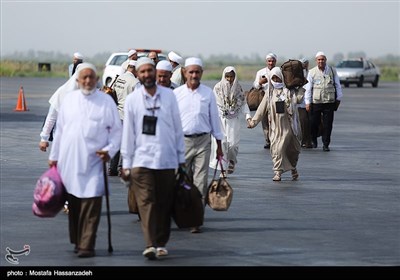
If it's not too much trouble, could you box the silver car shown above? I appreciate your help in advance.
[336,59,380,88]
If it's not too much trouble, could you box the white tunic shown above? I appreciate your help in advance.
[121,85,186,169]
[49,89,122,198]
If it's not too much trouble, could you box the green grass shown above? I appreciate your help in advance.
[1,60,399,82]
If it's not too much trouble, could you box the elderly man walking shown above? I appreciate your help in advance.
[49,63,122,258]
[120,57,186,260]
[174,57,224,233]
[305,51,343,151]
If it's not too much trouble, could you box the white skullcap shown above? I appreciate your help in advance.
[128,49,137,57]
[265,53,277,60]
[76,62,97,75]
[315,51,326,58]
[168,51,183,65]
[128,60,136,67]
[299,58,309,63]
[156,60,172,72]
[185,57,203,68]
[73,52,84,59]
[135,57,155,70]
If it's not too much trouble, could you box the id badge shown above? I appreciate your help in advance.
[275,101,285,114]
[142,115,157,135]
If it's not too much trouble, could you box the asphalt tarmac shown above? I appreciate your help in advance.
[0,78,399,275]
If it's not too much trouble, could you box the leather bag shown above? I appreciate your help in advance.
[281,59,308,89]
[206,159,233,211]
[246,87,265,111]
[172,170,204,228]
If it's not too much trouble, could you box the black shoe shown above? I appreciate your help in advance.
[323,145,330,152]
[312,140,318,148]
[264,143,270,149]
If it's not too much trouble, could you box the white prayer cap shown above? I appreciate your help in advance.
[156,60,173,72]
[315,51,326,58]
[265,53,277,60]
[76,62,97,75]
[128,49,137,57]
[185,57,203,68]
[168,51,183,64]
[135,57,155,70]
[73,52,84,59]
[128,60,136,67]
[299,58,309,64]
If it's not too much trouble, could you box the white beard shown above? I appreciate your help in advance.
[81,88,96,95]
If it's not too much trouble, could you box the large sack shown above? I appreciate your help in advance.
[246,87,265,111]
[33,166,66,218]
[206,177,233,211]
[281,59,308,89]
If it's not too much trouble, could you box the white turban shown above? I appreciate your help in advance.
[135,57,155,70]
[168,51,183,65]
[76,62,97,75]
[73,52,84,60]
[315,51,326,58]
[265,53,277,60]
[128,49,137,57]
[156,60,172,72]
[185,57,203,68]
[128,60,136,67]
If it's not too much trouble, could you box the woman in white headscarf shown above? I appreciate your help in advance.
[210,66,252,178]
[248,67,303,181]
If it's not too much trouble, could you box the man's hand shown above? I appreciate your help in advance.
[306,104,311,112]
[39,141,49,152]
[96,150,110,162]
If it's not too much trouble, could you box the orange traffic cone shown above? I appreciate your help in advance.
[14,86,29,111]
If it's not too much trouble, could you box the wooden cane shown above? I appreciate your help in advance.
[102,161,113,253]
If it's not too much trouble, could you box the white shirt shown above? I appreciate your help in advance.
[121,85,185,169]
[253,67,272,89]
[174,84,223,140]
[49,89,122,198]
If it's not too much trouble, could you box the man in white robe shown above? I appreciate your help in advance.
[49,63,122,258]
[120,57,186,260]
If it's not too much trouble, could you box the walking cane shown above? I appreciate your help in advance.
[102,161,113,253]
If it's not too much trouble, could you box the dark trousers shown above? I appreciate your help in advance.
[298,107,312,146]
[109,150,121,174]
[131,167,175,248]
[310,103,336,147]
[67,194,102,251]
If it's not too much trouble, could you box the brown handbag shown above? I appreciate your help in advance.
[206,159,233,211]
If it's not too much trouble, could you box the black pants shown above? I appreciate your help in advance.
[109,151,121,174]
[310,103,336,147]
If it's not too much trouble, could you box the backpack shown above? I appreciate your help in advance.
[32,166,66,218]
[281,59,308,89]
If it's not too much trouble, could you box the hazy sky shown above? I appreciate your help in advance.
[1,0,399,60]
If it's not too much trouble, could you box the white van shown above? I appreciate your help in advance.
[102,50,167,86]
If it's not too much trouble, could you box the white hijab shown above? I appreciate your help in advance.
[214,66,242,106]
[48,72,79,111]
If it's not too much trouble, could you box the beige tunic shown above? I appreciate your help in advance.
[252,88,302,173]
